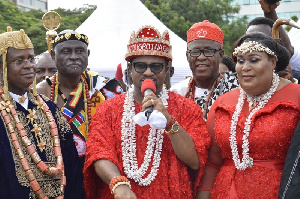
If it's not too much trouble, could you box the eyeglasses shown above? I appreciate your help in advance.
[132,62,164,74]
[6,58,36,66]
[187,49,221,57]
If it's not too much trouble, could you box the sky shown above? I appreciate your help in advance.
[48,0,98,11]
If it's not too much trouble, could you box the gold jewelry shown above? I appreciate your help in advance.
[185,74,222,120]
[0,87,65,197]
[111,181,131,194]
[246,91,267,111]
[18,94,27,103]
[0,27,34,101]
[50,73,92,136]
[165,121,180,135]
[151,99,154,105]
[247,98,258,111]
[233,41,277,60]
[42,11,61,53]
[54,74,59,104]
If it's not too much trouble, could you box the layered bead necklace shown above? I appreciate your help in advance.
[0,87,65,199]
[121,86,169,186]
[50,73,92,134]
[229,73,280,170]
[185,74,222,119]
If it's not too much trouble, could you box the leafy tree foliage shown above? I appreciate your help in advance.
[141,0,249,55]
[0,0,96,55]
[0,0,296,56]
[285,16,298,32]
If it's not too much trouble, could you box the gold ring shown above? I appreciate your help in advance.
[151,99,154,105]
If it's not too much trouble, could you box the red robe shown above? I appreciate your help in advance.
[204,83,300,198]
[84,91,211,198]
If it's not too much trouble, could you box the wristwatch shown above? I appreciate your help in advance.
[165,121,180,135]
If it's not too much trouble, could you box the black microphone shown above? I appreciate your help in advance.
[141,79,156,121]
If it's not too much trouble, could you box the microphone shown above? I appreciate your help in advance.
[141,79,156,121]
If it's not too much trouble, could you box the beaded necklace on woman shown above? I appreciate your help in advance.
[0,86,65,199]
[121,85,169,186]
[230,41,280,170]
[50,73,92,134]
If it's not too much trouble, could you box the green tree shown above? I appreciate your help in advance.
[141,0,248,55]
[285,16,298,32]
[0,0,96,55]
[53,5,97,31]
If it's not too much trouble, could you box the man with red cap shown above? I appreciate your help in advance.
[171,20,239,120]
[84,25,211,198]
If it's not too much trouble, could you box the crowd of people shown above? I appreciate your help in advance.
[1,0,300,198]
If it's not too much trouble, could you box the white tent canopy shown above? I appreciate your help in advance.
[76,0,191,85]
[288,20,300,52]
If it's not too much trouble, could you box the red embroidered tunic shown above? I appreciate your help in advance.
[204,83,300,198]
[84,91,211,199]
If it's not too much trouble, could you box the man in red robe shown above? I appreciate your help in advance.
[84,25,211,199]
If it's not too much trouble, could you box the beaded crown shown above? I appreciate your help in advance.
[233,41,277,58]
[51,32,89,49]
[187,20,224,47]
[0,27,34,100]
[125,25,172,62]
[0,26,34,56]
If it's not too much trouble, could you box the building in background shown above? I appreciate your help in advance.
[6,0,48,12]
[231,0,300,22]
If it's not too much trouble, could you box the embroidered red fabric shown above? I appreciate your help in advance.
[202,83,300,198]
[84,91,211,199]
[187,20,224,45]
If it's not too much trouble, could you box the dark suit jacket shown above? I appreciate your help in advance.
[278,121,300,199]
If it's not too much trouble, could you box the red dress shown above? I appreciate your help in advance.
[84,91,211,199]
[206,83,300,199]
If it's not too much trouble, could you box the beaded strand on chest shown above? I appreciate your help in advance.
[229,73,280,170]
[121,86,169,186]
[0,88,65,199]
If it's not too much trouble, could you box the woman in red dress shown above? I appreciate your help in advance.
[197,32,300,198]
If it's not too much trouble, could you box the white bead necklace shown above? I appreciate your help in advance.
[121,85,169,186]
[229,73,280,170]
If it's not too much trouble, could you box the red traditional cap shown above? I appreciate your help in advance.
[125,25,172,62]
[187,20,224,47]
[115,63,123,80]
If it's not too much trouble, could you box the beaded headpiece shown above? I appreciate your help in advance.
[233,41,277,59]
[0,27,34,100]
[51,32,89,49]
[125,25,172,62]
[187,20,224,47]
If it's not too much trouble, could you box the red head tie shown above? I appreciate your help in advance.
[187,20,224,47]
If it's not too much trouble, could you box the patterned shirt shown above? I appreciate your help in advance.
[171,71,239,119]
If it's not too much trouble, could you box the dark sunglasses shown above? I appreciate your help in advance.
[132,62,164,74]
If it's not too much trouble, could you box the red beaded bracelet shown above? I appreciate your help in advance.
[165,116,176,131]
[109,176,129,194]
